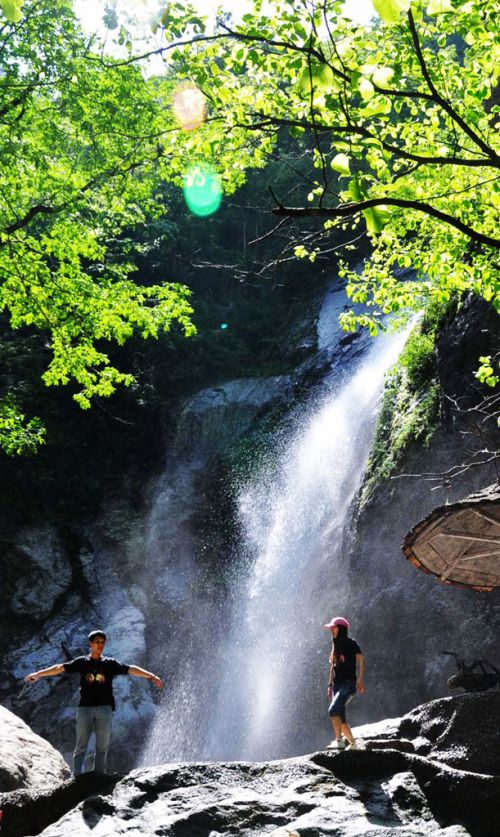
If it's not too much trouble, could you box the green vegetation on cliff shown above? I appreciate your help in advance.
[359,300,449,507]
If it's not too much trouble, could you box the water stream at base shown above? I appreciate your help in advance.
[142,327,409,764]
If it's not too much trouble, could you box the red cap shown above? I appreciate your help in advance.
[323,616,350,629]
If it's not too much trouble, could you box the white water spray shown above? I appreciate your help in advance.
[205,328,410,759]
[143,325,410,763]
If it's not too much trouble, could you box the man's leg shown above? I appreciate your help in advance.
[93,706,113,773]
[73,707,92,775]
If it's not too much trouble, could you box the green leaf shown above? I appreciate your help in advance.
[362,205,391,234]
[331,153,351,176]
[298,63,336,94]
[348,173,364,202]
[371,66,395,87]
[1,0,24,22]
[359,78,375,100]
[427,0,453,13]
[372,0,410,24]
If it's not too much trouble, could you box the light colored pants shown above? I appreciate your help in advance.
[73,705,113,775]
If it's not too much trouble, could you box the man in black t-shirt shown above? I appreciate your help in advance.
[26,629,162,774]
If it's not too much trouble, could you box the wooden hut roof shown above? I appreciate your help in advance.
[402,483,500,592]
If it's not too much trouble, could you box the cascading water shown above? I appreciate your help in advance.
[204,328,410,760]
[142,310,410,765]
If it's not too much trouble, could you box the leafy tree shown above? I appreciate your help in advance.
[0,0,201,454]
[155,0,499,339]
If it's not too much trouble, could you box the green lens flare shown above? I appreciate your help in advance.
[183,165,222,217]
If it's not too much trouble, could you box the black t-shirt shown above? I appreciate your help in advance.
[333,637,361,682]
[63,656,129,710]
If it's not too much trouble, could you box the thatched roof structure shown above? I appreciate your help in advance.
[402,483,500,592]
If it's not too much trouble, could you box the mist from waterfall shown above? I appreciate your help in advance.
[142,325,410,764]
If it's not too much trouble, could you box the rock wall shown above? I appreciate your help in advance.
[341,296,500,726]
[0,521,157,772]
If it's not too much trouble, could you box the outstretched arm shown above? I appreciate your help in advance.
[25,664,65,682]
[356,653,365,694]
[128,665,163,688]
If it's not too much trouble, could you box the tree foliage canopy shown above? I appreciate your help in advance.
[2,0,499,453]
[156,0,498,336]
[0,0,199,453]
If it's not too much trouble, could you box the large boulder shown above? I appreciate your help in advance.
[0,757,475,837]
[0,706,70,792]
[356,690,500,775]
[0,693,498,836]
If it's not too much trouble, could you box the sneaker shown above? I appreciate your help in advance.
[326,738,346,749]
[348,739,365,750]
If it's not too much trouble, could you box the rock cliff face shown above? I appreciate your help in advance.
[0,523,157,771]
[1,285,500,767]
[341,296,500,727]
[0,693,499,837]
[0,279,372,767]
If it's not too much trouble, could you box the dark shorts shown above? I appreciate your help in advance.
[328,680,357,722]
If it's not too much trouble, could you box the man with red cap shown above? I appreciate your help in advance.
[324,616,365,749]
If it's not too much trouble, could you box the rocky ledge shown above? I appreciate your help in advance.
[1,692,499,836]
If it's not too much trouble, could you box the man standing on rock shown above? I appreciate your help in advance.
[25,629,163,774]
[324,616,364,750]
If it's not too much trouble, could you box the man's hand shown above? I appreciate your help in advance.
[25,673,39,682]
[151,675,163,688]
[357,678,365,694]
[327,684,333,698]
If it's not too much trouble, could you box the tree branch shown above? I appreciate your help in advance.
[242,115,496,168]
[271,197,500,249]
[407,10,499,163]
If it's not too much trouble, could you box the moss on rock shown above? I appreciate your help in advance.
[359,301,451,508]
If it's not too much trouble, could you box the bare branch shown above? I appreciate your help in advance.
[393,450,500,485]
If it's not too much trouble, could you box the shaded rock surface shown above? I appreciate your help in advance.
[1,692,499,837]
[2,283,500,768]
[340,294,500,729]
[0,531,157,773]
[0,706,70,793]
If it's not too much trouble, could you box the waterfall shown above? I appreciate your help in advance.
[142,325,409,765]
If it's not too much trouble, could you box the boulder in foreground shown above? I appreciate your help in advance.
[0,705,70,793]
[0,691,499,836]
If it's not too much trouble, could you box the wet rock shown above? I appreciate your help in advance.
[0,773,122,837]
[399,691,500,775]
[1,694,498,836]
[0,749,486,837]
[174,376,294,458]
[0,706,70,793]
[354,691,500,776]
[1,528,72,623]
